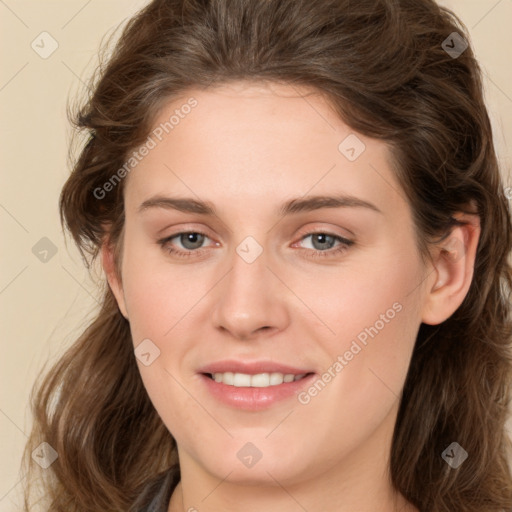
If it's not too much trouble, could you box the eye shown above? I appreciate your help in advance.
[173,232,208,250]
[157,230,354,260]
[294,232,354,258]
[158,231,216,258]
[299,233,339,251]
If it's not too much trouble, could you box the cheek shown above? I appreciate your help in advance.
[120,238,206,342]
[292,241,424,352]
[293,245,424,414]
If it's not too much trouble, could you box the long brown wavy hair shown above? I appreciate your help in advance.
[21,0,512,510]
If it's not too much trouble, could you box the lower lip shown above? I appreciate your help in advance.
[199,373,316,411]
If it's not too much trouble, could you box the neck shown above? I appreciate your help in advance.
[168,470,417,512]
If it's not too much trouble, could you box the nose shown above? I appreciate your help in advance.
[211,242,290,341]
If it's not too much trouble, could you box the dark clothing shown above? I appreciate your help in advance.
[130,465,180,512]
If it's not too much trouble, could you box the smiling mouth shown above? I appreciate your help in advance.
[204,372,314,387]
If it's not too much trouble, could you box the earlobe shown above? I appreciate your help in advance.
[421,212,481,325]
[101,241,129,319]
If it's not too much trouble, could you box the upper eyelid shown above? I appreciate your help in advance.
[159,222,353,239]
[161,231,217,248]
[295,227,352,242]
[293,233,353,250]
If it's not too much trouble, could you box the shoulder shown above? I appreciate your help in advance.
[129,465,181,512]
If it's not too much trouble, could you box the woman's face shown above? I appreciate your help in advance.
[109,81,436,488]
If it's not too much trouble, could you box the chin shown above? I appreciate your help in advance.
[195,445,314,487]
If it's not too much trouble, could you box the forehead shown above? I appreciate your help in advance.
[123,80,406,219]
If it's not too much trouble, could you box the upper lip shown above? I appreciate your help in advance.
[198,360,314,376]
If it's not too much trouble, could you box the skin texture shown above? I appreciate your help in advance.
[102,81,480,512]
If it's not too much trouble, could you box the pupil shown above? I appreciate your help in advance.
[313,234,333,250]
[181,233,204,250]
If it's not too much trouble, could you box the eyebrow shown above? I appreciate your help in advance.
[138,194,383,216]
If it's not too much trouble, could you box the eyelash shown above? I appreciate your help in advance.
[157,231,354,260]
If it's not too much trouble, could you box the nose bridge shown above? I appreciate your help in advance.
[211,235,289,338]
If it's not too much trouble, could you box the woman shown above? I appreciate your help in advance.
[22,0,512,511]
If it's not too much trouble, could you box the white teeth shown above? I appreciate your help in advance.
[251,373,270,387]
[269,372,284,386]
[210,372,307,387]
[222,372,234,385]
[233,373,251,387]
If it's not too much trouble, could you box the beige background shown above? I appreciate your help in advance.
[1,1,511,509]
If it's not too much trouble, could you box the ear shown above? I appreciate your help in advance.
[421,211,481,325]
[101,240,129,319]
